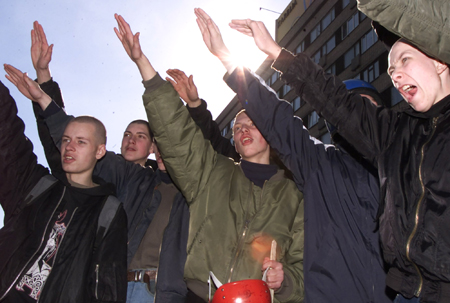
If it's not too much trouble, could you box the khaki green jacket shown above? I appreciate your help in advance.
[143,79,304,303]
[357,0,450,63]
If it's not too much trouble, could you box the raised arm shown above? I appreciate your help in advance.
[166,68,239,161]
[231,19,397,162]
[114,13,156,81]
[0,80,48,222]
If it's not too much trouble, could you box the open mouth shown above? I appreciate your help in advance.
[241,137,253,145]
[399,84,417,102]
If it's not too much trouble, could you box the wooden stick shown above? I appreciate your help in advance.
[270,240,277,303]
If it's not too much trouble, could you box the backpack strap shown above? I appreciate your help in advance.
[94,195,122,251]
[24,175,58,205]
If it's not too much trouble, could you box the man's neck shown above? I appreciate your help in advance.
[66,173,97,188]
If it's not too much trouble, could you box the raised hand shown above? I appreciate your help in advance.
[4,64,51,109]
[229,19,282,60]
[31,21,54,84]
[166,69,201,108]
[114,13,156,81]
[194,8,236,73]
[262,257,285,291]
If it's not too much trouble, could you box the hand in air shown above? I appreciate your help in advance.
[4,64,51,108]
[262,257,285,290]
[194,8,231,60]
[166,69,201,108]
[31,21,53,83]
[229,19,282,60]
[114,14,145,63]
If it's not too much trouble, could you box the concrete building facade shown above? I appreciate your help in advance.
[216,0,402,144]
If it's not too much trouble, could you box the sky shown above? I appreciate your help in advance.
[1,0,292,226]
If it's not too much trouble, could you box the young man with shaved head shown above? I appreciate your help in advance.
[114,14,304,303]
[0,78,127,302]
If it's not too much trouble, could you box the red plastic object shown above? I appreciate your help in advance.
[212,279,271,303]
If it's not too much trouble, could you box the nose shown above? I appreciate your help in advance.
[390,68,402,84]
[129,135,136,144]
[240,124,250,133]
[65,140,75,151]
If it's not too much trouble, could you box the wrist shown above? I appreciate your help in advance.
[37,94,52,110]
[36,68,52,84]
[187,98,202,108]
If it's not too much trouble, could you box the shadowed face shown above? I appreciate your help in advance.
[233,112,270,165]
[61,121,105,176]
[121,123,153,165]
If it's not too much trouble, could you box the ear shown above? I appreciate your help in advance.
[435,60,448,75]
[149,142,155,155]
[96,144,107,160]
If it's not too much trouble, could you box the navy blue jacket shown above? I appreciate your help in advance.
[224,67,392,303]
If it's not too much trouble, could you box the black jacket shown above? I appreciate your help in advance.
[273,49,450,302]
[0,80,127,303]
[223,67,391,303]
[34,79,189,303]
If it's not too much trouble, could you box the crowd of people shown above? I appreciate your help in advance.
[1,1,449,303]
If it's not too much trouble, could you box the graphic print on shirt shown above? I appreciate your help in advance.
[16,210,69,300]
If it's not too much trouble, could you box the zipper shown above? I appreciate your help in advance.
[95,264,100,299]
[227,180,267,283]
[0,186,67,301]
[38,206,78,302]
[405,116,438,297]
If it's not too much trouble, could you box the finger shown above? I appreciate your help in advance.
[37,22,49,46]
[44,44,54,62]
[165,76,178,87]
[231,27,254,37]
[188,74,195,87]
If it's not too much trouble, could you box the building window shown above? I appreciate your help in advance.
[344,42,360,68]
[230,137,234,146]
[229,119,234,130]
[310,23,321,42]
[283,84,291,96]
[321,8,335,31]
[311,8,335,43]
[308,111,320,128]
[342,0,350,9]
[222,127,228,136]
[321,131,331,144]
[271,72,279,85]
[292,96,301,111]
[326,64,336,75]
[323,36,336,55]
[361,29,378,53]
[362,61,380,83]
[312,50,321,64]
[391,87,403,106]
[296,41,305,54]
[341,11,359,39]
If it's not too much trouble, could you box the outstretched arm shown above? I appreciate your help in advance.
[114,13,156,81]
[229,19,282,60]
[167,68,240,161]
[0,80,48,222]
[4,64,52,110]
[194,8,236,74]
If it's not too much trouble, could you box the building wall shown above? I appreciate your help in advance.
[216,0,402,144]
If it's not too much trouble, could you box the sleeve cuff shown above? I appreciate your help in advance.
[41,100,63,118]
[143,72,166,94]
[274,273,294,301]
[186,99,208,117]
[272,48,296,74]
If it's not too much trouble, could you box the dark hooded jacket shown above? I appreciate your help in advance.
[273,48,450,302]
